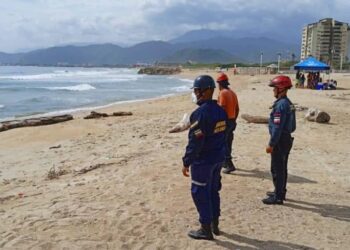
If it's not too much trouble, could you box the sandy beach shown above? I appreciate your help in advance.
[1,69,350,249]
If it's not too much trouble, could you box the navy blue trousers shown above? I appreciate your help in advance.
[271,134,294,199]
[191,162,223,225]
[225,119,236,161]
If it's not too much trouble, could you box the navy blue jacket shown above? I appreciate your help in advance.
[268,96,296,147]
[183,100,227,167]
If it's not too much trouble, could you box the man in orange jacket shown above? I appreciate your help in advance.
[216,72,240,174]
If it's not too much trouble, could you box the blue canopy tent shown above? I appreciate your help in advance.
[294,57,330,71]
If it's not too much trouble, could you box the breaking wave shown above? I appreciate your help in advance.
[170,85,191,92]
[45,84,96,91]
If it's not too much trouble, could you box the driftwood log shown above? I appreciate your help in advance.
[84,111,133,119]
[241,114,269,124]
[0,114,73,132]
[112,111,133,116]
[84,111,108,119]
[74,163,115,175]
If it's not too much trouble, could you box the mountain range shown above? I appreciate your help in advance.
[0,29,301,66]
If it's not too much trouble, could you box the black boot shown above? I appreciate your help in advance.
[222,160,236,174]
[188,224,214,240]
[262,195,283,205]
[211,218,220,236]
[266,191,286,200]
[266,191,275,197]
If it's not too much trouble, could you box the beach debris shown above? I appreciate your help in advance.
[84,111,108,119]
[0,195,16,203]
[18,192,24,198]
[84,111,133,119]
[241,114,269,124]
[47,166,68,180]
[294,104,308,111]
[138,67,181,75]
[0,114,73,132]
[169,113,191,133]
[305,108,331,123]
[112,111,133,116]
[2,179,10,185]
[74,162,115,175]
[49,144,61,149]
[328,93,350,101]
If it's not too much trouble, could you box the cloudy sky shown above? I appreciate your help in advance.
[1,0,349,52]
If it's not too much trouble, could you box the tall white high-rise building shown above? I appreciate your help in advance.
[301,18,350,68]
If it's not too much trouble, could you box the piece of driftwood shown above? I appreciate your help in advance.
[84,111,133,119]
[0,114,73,132]
[74,163,114,175]
[294,104,308,111]
[49,144,61,149]
[169,113,191,133]
[241,114,269,124]
[112,111,133,116]
[84,111,108,119]
[46,166,68,180]
[305,108,331,123]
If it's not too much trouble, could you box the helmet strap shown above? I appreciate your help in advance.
[276,88,287,98]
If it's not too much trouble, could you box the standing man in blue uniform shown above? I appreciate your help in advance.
[182,75,227,240]
[263,75,296,205]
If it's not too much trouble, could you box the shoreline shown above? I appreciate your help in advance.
[0,92,189,123]
[0,71,194,122]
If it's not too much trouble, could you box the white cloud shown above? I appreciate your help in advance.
[0,0,349,52]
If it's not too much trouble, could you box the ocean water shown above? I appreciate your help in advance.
[0,66,193,121]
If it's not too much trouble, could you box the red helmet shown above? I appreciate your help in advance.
[216,72,229,83]
[269,75,292,90]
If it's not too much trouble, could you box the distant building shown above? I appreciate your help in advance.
[301,18,350,68]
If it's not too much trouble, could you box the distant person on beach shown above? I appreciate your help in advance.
[216,72,240,174]
[300,73,305,88]
[182,75,227,240]
[263,75,296,205]
[329,79,337,90]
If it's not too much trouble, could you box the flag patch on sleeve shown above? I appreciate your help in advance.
[273,112,281,124]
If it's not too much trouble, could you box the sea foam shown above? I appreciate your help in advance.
[46,84,96,91]
[170,85,191,92]
[0,69,142,81]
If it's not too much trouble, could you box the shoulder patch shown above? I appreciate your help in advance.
[214,120,226,133]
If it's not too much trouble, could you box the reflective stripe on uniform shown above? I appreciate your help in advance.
[194,129,204,138]
[190,121,199,129]
[214,120,226,133]
[192,180,207,186]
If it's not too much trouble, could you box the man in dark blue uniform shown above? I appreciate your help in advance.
[263,75,296,205]
[182,75,227,240]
